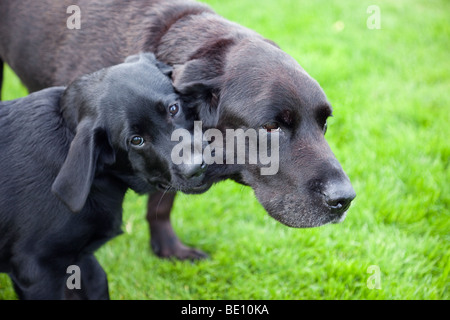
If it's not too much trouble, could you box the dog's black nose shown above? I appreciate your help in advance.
[183,161,208,179]
[324,182,356,215]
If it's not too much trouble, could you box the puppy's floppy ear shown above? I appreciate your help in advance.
[124,52,147,64]
[125,52,173,77]
[140,52,173,77]
[51,118,115,213]
[155,60,173,78]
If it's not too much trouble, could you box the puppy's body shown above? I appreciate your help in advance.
[0,88,122,298]
[0,54,201,299]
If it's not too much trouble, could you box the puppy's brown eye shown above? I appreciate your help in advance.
[262,122,281,132]
[323,121,328,134]
[130,136,145,147]
[169,103,180,116]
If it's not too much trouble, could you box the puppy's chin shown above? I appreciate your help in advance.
[172,181,213,194]
[112,174,158,194]
[181,184,212,194]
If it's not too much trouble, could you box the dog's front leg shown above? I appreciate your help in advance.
[9,258,67,300]
[65,254,109,300]
[147,191,208,260]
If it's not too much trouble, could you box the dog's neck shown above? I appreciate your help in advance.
[140,1,258,65]
[139,0,214,55]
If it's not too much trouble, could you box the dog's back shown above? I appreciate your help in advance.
[0,88,70,270]
[0,0,215,91]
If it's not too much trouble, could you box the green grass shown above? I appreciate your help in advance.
[0,0,449,300]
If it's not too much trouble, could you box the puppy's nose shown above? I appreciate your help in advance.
[182,161,208,179]
[324,182,356,215]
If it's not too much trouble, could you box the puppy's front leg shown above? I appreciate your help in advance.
[65,254,109,300]
[9,258,67,300]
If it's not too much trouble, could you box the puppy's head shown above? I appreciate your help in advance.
[52,53,206,213]
[173,39,356,228]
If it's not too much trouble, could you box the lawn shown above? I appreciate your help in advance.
[0,0,448,300]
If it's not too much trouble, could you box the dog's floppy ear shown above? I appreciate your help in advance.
[125,52,173,77]
[172,59,223,127]
[172,38,235,127]
[155,60,173,78]
[51,118,115,213]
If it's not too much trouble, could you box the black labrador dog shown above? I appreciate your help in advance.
[0,53,205,299]
[0,0,356,260]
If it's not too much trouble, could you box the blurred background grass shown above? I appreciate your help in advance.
[0,0,448,299]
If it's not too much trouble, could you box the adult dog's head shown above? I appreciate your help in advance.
[173,38,356,228]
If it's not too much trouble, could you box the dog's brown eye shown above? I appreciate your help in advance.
[130,136,145,147]
[323,121,328,134]
[169,103,180,116]
[262,122,280,132]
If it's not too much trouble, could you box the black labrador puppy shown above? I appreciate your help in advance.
[0,53,205,299]
[0,0,356,260]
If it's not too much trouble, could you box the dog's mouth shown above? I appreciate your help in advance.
[251,184,355,228]
[143,177,171,191]
[331,210,348,224]
[156,181,212,194]
[157,182,172,191]
[182,182,212,194]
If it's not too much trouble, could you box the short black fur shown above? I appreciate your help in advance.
[0,53,204,299]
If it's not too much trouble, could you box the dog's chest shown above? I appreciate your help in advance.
[78,209,124,255]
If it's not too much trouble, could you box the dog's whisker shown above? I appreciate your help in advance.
[154,184,173,219]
